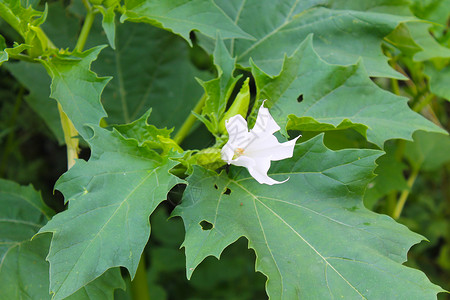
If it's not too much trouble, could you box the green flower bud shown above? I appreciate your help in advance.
[219,77,250,134]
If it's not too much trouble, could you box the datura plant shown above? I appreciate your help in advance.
[1,0,450,299]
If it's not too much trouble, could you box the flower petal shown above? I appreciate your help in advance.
[270,135,301,161]
[251,101,280,135]
[246,157,288,185]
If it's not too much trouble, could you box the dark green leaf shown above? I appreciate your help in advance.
[251,35,445,147]
[174,135,444,299]
[0,179,124,300]
[364,143,409,209]
[404,131,450,171]
[91,22,210,128]
[120,0,253,44]
[5,61,64,144]
[215,0,410,78]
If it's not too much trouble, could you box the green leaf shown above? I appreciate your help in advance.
[91,21,210,128]
[386,22,450,61]
[174,135,444,299]
[0,34,30,66]
[41,1,80,49]
[330,0,412,15]
[120,0,253,44]
[0,179,124,299]
[424,62,450,101]
[364,143,409,209]
[404,131,450,171]
[202,35,240,118]
[113,108,180,153]
[96,5,117,49]
[197,35,241,134]
[410,0,450,27]
[0,0,44,36]
[251,35,445,148]
[5,61,64,144]
[0,179,51,299]
[39,46,110,139]
[38,125,183,300]
[214,0,410,78]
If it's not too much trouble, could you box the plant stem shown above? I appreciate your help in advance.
[413,93,434,113]
[0,87,24,177]
[393,167,419,220]
[57,104,79,169]
[391,78,400,96]
[131,255,151,300]
[174,93,207,145]
[74,8,96,52]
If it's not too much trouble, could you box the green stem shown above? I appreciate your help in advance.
[0,87,24,177]
[74,9,96,52]
[391,78,400,96]
[131,255,151,300]
[174,93,207,145]
[393,167,419,220]
[413,93,434,113]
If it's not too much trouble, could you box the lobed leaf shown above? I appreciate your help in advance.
[174,135,444,299]
[120,0,253,44]
[213,0,411,78]
[251,35,446,147]
[39,46,110,139]
[38,125,183,299]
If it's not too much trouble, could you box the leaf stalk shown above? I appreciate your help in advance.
[393,167,419,220]
[174,93,207,145]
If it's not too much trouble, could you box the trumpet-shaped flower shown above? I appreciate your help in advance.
[221,101,301,185]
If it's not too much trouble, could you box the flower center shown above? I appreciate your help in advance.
[233,147,245,159]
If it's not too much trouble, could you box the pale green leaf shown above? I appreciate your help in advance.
[174,135,444,299]
[251,35,445,147]
[120,0,253,44]
[39,46,110,139]
[5,61,64,144]
[214,0,410,78]
[404,131,450,171]
[91,21,210,128]
[38,125,183,300]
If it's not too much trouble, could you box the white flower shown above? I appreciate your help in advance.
[221,101,300,185]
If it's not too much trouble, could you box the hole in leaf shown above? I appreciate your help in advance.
[223,188,231,195]
[297,94,304,103]
[214,184,218,190]
[199,220,213,230]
